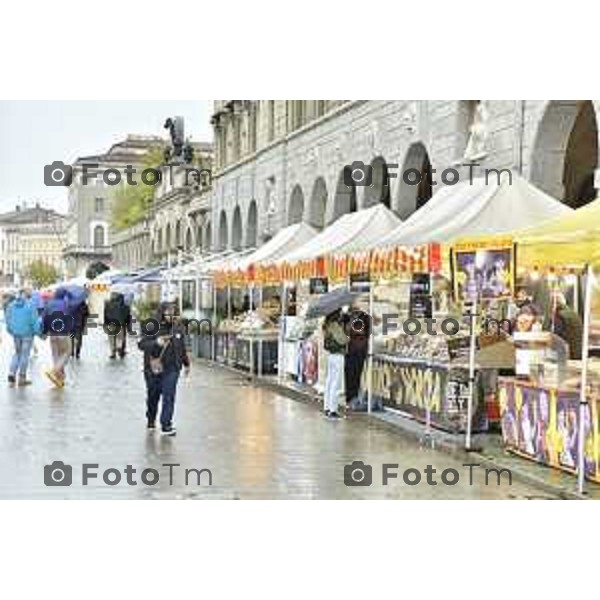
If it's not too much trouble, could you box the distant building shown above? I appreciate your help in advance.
[112,141,213,271]
[63,134,164,277]
[0,203,67,286]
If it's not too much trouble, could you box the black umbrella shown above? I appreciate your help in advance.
[305,287,356,319]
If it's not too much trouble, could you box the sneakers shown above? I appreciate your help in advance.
[324,409,330,417]
[147,420,156,431]
[328,412,341,419]
[161,425,177,437]
[18,377,32,387]
[44,369,65,388]
[8,375,16,388]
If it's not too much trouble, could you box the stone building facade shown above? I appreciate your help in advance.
[0,203,68,286]
[64,134,164,277]
[209,100,600,251]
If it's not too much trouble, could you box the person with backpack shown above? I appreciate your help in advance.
[104,292,131,359]
[322,309,348,419]
[41,287,75,388]
[5,288,41,387]
[138,302,190,436]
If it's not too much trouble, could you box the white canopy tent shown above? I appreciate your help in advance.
[370,174,572,247]
[229,222,318,271]
[279,203,402,263]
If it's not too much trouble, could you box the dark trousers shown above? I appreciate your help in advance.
[145,370,180,428]
[344,350,367,404]
[71,330,83,358]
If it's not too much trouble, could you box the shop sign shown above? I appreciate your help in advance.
[309,277,329,295]
[349,272,370,293]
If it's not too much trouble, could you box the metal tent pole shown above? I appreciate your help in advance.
[577,264,593,495]
[465,301,478,451]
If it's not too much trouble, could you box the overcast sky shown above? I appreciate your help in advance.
[0,101,213,214]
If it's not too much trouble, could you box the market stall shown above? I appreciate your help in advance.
[212,223,318,373]
[362,174,571,433]
[273,204,404,394]
[497,200,600,489]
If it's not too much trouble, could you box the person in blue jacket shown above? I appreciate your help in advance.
[5,289,41,387]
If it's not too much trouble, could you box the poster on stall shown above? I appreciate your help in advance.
[499,380,600,482]
[409,273,432,318]
[452,239,514,302]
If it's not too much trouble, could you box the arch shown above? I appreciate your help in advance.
[530,100,598,208]
[196,223,203,250]
[331,166,357,223]
[185,227,193,251]
[396,142,433,219]
[246,200,258,248]
[165,223,172,251]
[363,156,391,208]
[308,177,328,229]
[175,219,182,249]
[93,224,105,248]
[231,205,243,250]
[288,184,305,225]
[205,222,212,252]
[218,210,228,251]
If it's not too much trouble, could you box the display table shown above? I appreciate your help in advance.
[215,330,239,365]
[236,331,279,375]
[369,354,487,433]
[498,377,600,483]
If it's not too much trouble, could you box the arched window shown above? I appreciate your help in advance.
[93,225,105,248]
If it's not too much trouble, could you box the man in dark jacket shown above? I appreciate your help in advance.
[71,301,89,360]
[104,292,131,359]
[138,302,190,436]
[553,292,583,360]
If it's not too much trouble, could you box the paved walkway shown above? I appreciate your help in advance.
[0,329,559,499]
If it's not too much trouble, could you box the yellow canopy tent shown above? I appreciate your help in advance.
[512,198,600,494]
[516,197,600,268]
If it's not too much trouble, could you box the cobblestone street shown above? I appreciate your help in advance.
[0,330,558,499]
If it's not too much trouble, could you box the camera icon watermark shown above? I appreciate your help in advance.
[344,161,373,187]
[344,461,373,486]
[44,461,73,486]
[44,161,73,186]
[344,310,371,338]
[46,311,75,336]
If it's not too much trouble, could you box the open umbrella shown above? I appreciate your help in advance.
[305,287,356,319]
[62,284,88,305]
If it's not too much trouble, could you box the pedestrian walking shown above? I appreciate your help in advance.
[41,287,75,388]
[71,300,89,360]
[322,309,347,418]
[343,308,370,410]
[5,289,41,387]
[138,302,190,436]
[104,292,130,359]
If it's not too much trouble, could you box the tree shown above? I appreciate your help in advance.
[25,260,59,288]
[111,145,165,230]
[86,262,110,280]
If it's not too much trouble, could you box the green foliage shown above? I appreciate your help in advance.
[25,259,59,288]
[86,262,110,280]
[133,297,160,321]
[111,145,165,231]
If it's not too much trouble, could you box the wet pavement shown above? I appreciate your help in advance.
[0,329,558,499]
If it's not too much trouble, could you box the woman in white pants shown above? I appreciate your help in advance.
[322,310,347,418]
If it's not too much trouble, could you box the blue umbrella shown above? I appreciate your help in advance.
[62,285,88,305]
